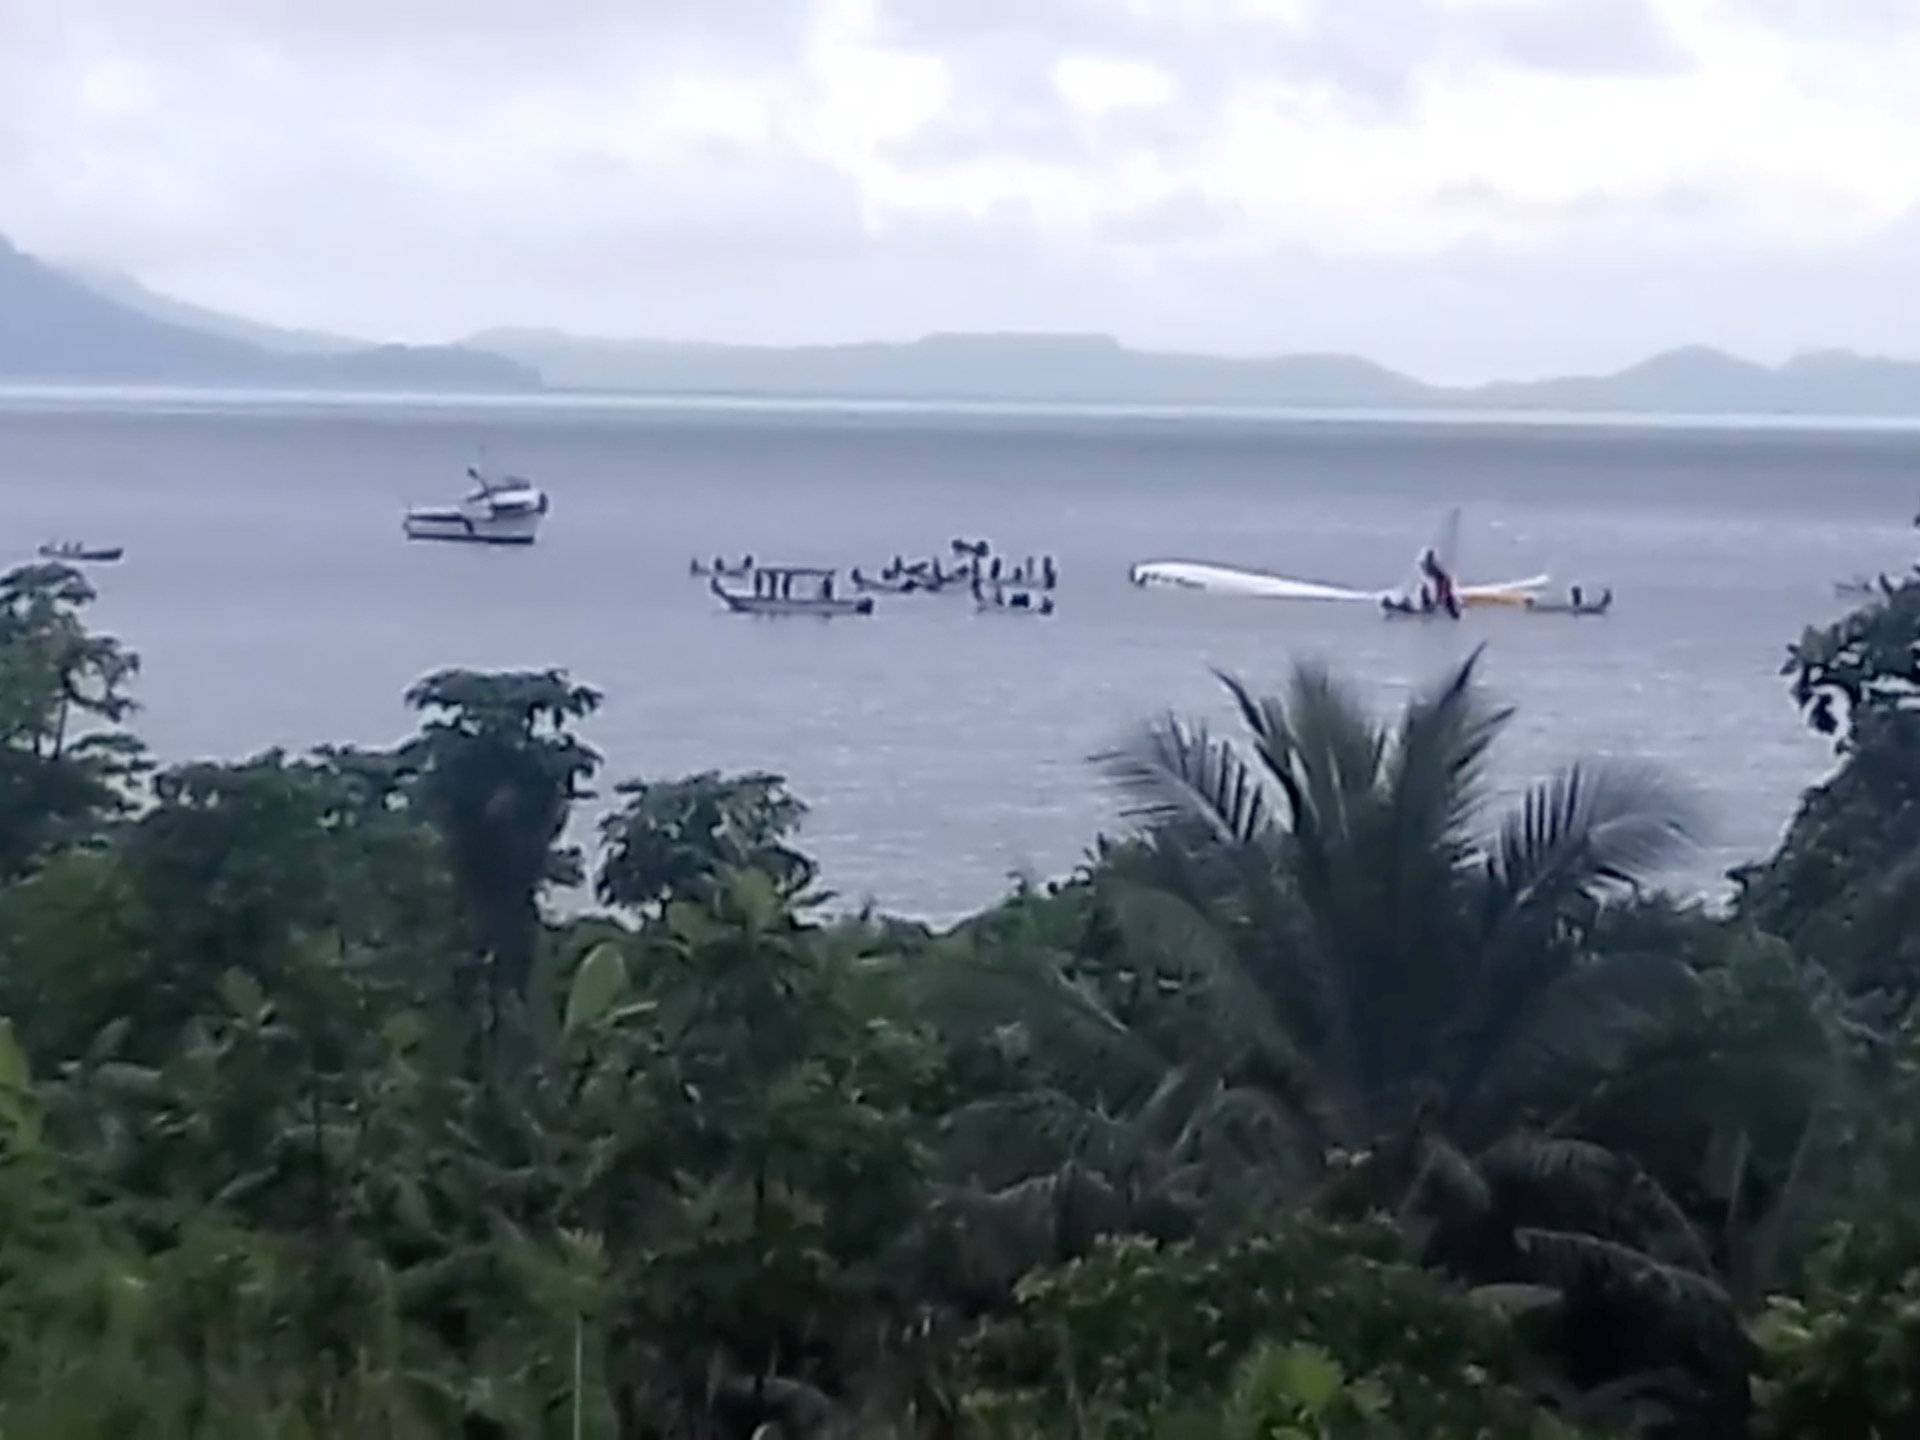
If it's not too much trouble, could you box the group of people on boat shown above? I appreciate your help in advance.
[1380,548,1613,619]
[696,535,1062,618]
[849,548,1058,595]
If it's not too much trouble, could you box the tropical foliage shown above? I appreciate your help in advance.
[0,559,1911,1437]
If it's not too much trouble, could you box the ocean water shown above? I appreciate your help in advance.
[3,391,1913,921]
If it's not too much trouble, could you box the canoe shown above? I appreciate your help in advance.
[1528,598,1613,616]
[37,543,123,563]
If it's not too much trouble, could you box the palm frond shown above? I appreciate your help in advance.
[937,1090,1129,1184]
[1096,715,1269,845]
[1101,872,1345,1146]
[1280,661,1388,839]
[1214,669,1310,840]
[1452,950,1703,1139]
[1514,1227,1732,1316]
[1484,1135,1717,1277]
[1214,664,1385,851]
[906,935,1170,1109]
[1484,761,1700,933]
[1386,649,1512,862]
[1400,1134,1493,1226]
[1481,1133,1624,1195]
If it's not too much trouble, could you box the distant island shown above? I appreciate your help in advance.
[15,232,1920,415]
[474,329,1920,418]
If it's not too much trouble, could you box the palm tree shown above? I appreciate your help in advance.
[1097,653,1758,1430]
[1097,649,1700,1174]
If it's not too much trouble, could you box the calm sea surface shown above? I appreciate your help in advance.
[3,391,1912,921]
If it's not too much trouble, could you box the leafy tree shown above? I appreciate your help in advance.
[597,770,814,912]
[1741,577,1920,1007]
[559,870,930,1434]
[0,562,145,875]
[401,669,600,1045]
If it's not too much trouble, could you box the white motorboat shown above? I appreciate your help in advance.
[404,467,549,544]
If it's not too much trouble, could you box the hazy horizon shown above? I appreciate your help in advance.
[11,2,1920,383]
[52,255,1920,394]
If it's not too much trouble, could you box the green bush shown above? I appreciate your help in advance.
[959,1222,1576,1439]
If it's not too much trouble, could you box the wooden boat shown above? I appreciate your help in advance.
[1528,590,1613,616]
[711,567,873,616]
[37,542,123,563]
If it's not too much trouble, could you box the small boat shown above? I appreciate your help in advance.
[711,566,873,616]
[37,541,123,563]
[404,466,548,544]
[1528,588,1614,616]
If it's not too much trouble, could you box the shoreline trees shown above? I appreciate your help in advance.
[0,560,1912,1436]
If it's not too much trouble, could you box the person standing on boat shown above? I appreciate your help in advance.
[1417,547,1461,619]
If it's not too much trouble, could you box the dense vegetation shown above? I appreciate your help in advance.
[0,558,1916,1437]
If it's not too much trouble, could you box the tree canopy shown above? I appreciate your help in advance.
[0,561,1907,1438]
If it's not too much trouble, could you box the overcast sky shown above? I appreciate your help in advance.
[5,0,1920,379]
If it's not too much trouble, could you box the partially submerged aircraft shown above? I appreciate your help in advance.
[1128,509,1548,615]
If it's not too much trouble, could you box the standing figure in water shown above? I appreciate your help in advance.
[1417,547,1461,619]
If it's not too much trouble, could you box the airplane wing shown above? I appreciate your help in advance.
[1459,573,1551,598]
[1129,560,1379,602]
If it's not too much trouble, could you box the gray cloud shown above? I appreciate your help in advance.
[877,0,1690,111]
[0,0,1914,377]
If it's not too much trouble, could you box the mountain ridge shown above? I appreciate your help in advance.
[468,328,1920,416]
[18,236,1920,414]
[0,238,537,390]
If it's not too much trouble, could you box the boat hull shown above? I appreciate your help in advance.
[403,511,541,544]
[709,577,871,616]
[1528,601,1612,616]
[715,593,873,616]
[37,546,122,563]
